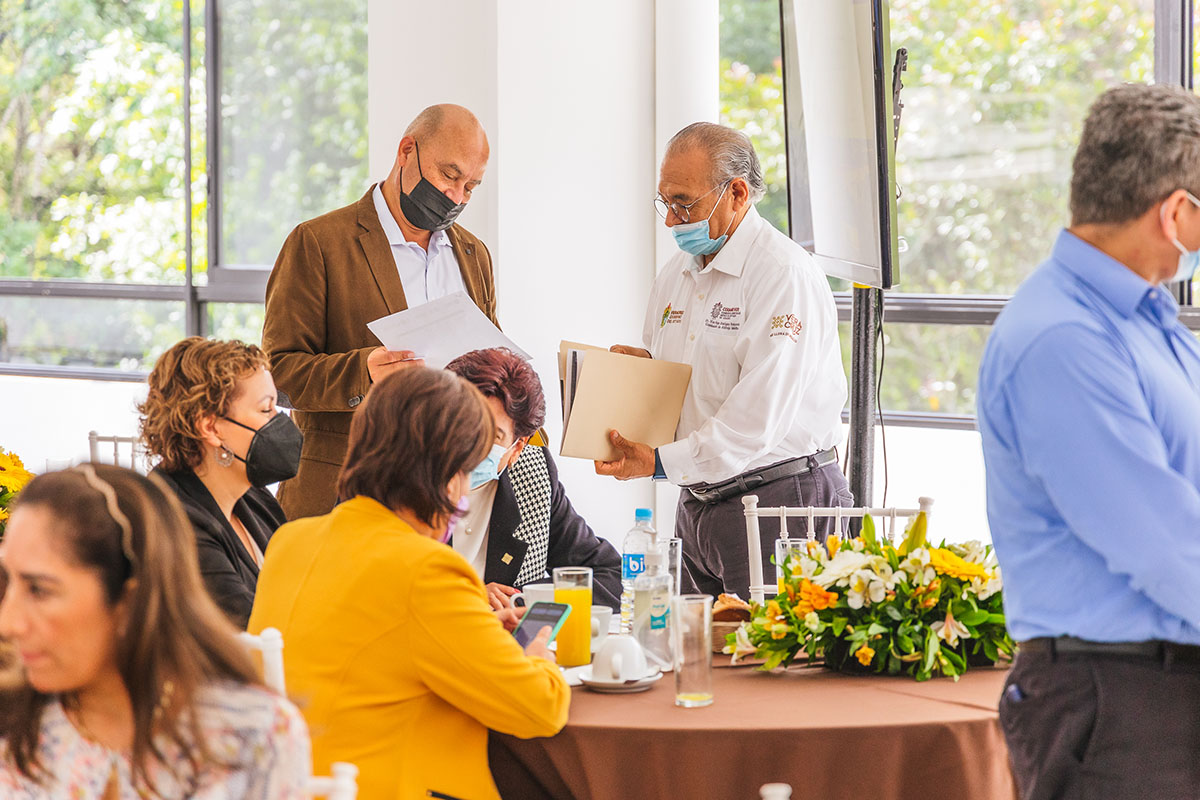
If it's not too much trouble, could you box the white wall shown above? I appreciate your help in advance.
[366,1,500,252]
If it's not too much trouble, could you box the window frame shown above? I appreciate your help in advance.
[0,0,271,382]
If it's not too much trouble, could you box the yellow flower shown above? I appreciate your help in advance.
[0,507,7,523]
[855,645,875,666]
[765,600,784,620]
[0,450,34,494]
[770,623,790,640]
[826,536,841,558]
[929,548,988,581]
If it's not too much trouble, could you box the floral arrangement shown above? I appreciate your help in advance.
[724,513,1015,681]
[0,448,34,539]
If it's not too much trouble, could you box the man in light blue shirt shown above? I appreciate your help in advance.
[979,83,1200,800]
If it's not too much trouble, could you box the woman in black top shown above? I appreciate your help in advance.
[138,337,302,626]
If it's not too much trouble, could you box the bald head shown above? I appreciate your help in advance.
[404,104,489,156]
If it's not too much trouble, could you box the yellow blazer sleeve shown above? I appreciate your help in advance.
[263,223,374,412]
[408,548,570,738]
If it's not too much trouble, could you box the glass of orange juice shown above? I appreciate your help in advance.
[553,567,593,667]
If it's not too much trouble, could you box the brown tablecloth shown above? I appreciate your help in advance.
[489,664,1016,800]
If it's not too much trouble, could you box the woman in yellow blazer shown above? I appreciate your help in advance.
[249,368,570,800]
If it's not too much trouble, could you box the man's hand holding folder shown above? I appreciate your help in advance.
[556,339,691,466]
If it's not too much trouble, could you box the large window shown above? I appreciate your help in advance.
[0,0,367,375]
[720,0,1184,538]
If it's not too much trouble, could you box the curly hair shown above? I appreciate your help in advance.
[138,337,270,472]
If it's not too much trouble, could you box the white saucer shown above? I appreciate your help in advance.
[578,667,663,693]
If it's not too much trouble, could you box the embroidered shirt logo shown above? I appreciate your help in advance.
[704,302,742,332]
[770,314,803,341]
[661,303,685,327]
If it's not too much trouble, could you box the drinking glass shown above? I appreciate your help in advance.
[672,594,713,707]
[553,567,593,667]
[666,537,683,595]
[775,539,807,594]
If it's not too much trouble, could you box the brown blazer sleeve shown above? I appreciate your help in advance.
[263,223,374,412]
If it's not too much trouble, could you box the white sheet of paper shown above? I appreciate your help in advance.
[366,292,531,369]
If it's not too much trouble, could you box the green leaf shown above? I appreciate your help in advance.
[986,613,1006,624]
[923,628,941,673]
[959,609,989,626]
[898,511,928,556]
[867,622,888,637]
[896,632,914,652]
[884,605,903,621]
[831,617,848,637]
[861,514,877,548]
[762,649,788,671]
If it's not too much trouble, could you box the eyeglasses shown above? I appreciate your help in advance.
[653,181,731,223]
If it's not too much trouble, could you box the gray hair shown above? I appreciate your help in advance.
[1070,83,1200,226]
[666,122,767,202]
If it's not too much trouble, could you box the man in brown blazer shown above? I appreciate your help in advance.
[263,104,497,520]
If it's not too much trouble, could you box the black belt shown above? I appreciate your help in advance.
[686,449,838,505]
[1021,636,1200,668]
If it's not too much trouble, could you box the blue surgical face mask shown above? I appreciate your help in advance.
[1163,191,1200,284]
[671,182,733,257]
[469,442,517,490]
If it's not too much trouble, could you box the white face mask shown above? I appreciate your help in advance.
[1162,190,1200,284]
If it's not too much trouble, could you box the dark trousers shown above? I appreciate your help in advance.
[674,461,852,601]
[1001,648,1200,800]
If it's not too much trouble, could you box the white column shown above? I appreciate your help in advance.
[367,0,499,251]
[652,0,720,530]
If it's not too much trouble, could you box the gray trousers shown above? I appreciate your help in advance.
[1001,648,1200,799]
[674,461,852,601]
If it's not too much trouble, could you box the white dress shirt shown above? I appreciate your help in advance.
[453,480,499,580]
[644,205,847,486]
[372,183,466,305]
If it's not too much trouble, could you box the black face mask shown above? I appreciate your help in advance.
[222,413,304,487]
[398,140,467,232]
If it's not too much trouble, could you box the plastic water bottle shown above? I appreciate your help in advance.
[633,540,673,670]
[620,508,655,634]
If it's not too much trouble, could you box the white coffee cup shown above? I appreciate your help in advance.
[591,606,613,650]
[512,583,555,607]
[591,635,648,682]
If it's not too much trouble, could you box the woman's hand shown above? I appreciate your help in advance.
[486,582,520,610]
[495,606,526,633]
[523,626,556,663]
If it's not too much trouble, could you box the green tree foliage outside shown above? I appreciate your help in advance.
[720,0,1153,414]
[0,0,365,368]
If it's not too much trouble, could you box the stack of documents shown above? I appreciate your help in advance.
[557,341,692,462]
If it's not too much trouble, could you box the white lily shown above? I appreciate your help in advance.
[804,611,821,632]
[812,550,872,588]
[931,608,971,647]
[969,569,1003,601]
[723,623,759,665]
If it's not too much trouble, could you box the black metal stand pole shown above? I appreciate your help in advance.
[848,286,878,507]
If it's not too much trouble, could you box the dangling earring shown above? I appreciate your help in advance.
[215,444,235,468]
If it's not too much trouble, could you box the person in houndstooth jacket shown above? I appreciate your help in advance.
[446,349,622,611]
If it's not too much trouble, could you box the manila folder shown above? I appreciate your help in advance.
[559,349,692,462]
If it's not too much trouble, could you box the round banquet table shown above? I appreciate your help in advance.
[489,663,1016,800]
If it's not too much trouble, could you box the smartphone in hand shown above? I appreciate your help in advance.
[512,602,572,648]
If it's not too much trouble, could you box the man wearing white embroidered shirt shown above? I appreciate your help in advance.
[598,122,850,601]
